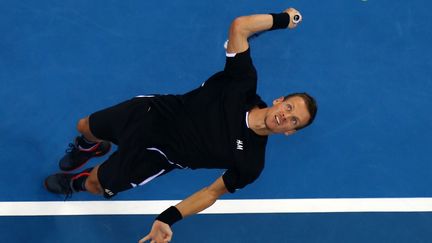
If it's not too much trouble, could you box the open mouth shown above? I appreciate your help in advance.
[275,115,280,125]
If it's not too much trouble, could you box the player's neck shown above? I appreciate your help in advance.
[248,107,271,136]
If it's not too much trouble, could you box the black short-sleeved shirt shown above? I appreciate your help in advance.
[130,49,268,193]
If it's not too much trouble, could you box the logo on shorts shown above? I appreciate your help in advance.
[236,139,244,150]
[104,188,114,197]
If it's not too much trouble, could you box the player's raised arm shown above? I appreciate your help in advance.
[226,8,302,54]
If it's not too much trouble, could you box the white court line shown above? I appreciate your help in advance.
[1,198,432,216]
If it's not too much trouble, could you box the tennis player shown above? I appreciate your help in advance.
[45,7,317,243]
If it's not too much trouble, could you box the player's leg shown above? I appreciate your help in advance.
[45,148,176,198]
[59,117,112,172]
[45,151,119,197]
[94,148,177,199]
[58,98,141,172]
[84,165,103,195]
[76,117,103,143]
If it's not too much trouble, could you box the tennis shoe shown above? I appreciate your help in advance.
[44,173,75,199]
[59,137,111,171]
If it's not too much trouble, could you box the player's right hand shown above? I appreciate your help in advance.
[139,220,173,243]
[284,8,302,29]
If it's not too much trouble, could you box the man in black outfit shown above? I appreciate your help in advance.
[45,7,317,243]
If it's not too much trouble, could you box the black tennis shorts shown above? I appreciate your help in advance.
[88,97,176,198]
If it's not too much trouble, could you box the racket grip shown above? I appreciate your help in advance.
[293,14,301,24]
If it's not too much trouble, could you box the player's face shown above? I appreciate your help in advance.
[265,96,311,135]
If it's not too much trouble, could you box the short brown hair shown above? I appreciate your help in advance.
[283,93,317,129]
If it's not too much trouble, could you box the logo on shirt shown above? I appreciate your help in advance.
[236,139,244,150]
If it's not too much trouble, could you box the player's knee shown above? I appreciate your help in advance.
[77,117,90,134]
[230,16,248,35]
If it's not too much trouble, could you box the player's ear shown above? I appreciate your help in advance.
[284,130,296,136]
[273,96,284,105]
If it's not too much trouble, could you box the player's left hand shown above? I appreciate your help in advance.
[284,8,303,29]
[139,220,173,243]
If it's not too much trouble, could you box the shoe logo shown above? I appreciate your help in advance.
[236,139,243,151]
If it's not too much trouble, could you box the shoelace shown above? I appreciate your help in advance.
[58,174,74,201]
[65,141,100,154]
[65,143,78,156]
[65,143,79,159]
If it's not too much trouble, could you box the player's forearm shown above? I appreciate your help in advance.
[153,188,216,227]
[227,9,301,54]
[155,177,227,226]
[230,14,273,39]
[175,186,219,218]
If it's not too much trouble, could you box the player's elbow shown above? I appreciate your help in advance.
[230,16,251,38]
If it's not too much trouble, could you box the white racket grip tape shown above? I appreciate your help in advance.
[293,14,302,24]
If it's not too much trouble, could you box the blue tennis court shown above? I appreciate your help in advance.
[1,0,431,242]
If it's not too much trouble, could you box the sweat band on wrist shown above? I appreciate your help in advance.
[156,206,183,226]
[270,13,290,30]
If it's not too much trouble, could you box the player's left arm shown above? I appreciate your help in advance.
[227,8,302,54]
[139,176,228,243]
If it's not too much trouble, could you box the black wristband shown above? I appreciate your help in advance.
[270,13,290,30]
[156,206,183,226]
